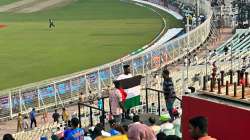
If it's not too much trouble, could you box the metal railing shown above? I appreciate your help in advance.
[78,96,108,127]
[145,88,182,116]
[0,0,213,119]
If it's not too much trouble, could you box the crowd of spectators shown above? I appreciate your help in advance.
[3,114,217,140]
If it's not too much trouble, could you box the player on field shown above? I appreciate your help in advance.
[49,19,55,28]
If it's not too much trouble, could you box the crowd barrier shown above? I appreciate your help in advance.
[0,0,213,119]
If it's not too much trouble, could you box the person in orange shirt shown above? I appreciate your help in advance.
[189,116,217,140]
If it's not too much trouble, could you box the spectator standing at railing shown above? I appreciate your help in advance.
[79,92,84,102]
[29,108,37,128]
[194,54,199,65]
[162,68,176,122]
[52,109,60,123]
[17,112,22,132]
[41,109,48,123]
[62,107,70,124]
[109,81,125,124]
[23,115,29,131]
[117,64,132,119]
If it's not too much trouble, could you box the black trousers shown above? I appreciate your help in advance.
[30,118,37,128]
[122,108,131,120]
[49,23,55,28]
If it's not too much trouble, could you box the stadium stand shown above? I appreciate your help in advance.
[7,0,250,139]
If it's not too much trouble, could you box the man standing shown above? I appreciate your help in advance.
[109,81,124,124]
[30,108,37,128]
[52,109,60,123]
[62,108,69,123]
[17,113,22,132]
[162,68,176,122]
[49,18,55,28]
[117,65,132,119]
[189,116,217,140]
[117,65,132,80]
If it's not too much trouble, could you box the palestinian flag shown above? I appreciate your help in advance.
[118,75,143,109]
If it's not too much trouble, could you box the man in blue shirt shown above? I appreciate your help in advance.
[30,108,37,128]
[64,118,84,140]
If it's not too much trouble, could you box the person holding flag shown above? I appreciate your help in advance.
[110,81,126,124]
[116,65,142,119]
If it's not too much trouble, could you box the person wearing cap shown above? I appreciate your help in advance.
[189,116,217,140]
[64,118,84,140]
[162,68,176,122]
[172,109,182,138]
[160,114,175,136]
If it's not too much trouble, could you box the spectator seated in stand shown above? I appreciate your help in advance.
[108,119,121,136]
[3,134,15,140]
[113,124,126,135]
[160,114,175,136]
[156,132,181,140]
[128,115,156,140]
[64,117,84,140]
[148,117,161,134]
[90,123,111,140]
[189,116,217,140]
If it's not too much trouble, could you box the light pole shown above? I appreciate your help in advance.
[186,15,191,86]
[231,42,233,71]
[196,0,200,26]
[205,43,208,81]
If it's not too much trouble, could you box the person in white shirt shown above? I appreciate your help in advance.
[116,65,132,119]
[172,109,182,138]
[117,65,132,80]
[160,114,175,136]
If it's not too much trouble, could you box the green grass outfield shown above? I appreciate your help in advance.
[0,0,183,90]
[0,0,20,5]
